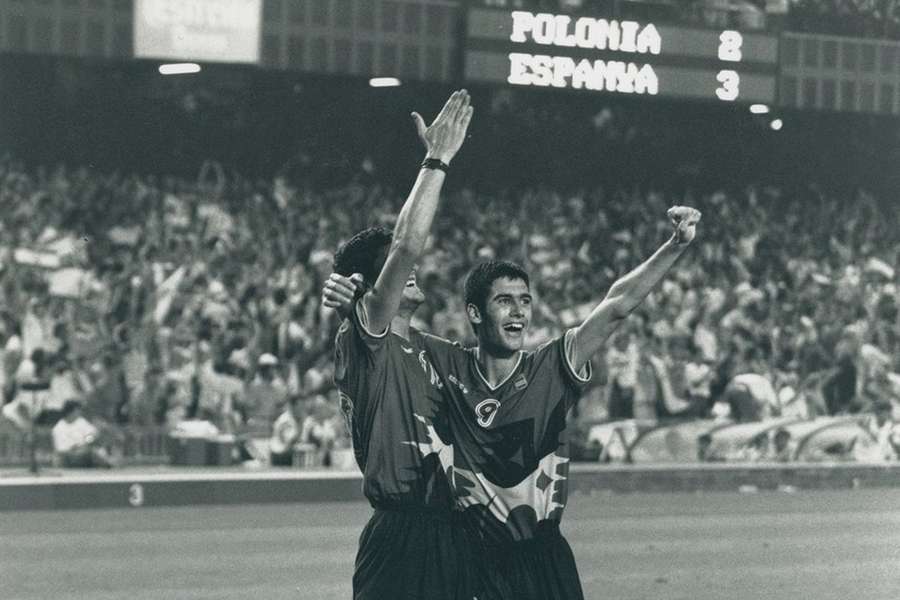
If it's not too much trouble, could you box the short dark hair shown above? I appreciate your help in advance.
[464,260,530,313]
[333,227,393,289]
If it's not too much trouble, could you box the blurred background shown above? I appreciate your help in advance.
[1,0,899,473]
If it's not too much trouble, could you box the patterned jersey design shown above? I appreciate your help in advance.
[417,330,592,546]
[333,303,454,510]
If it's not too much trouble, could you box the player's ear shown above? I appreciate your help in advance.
[466,303,482,326]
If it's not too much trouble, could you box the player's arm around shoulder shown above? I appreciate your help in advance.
[323,274,390,348]
[414,330,469,374]
[417,330,465,353]
[569,206,701,372]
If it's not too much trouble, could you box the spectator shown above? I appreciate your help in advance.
[195,345,242,432]
[269,395,304,467]
[770,428,793,462]
[242,353,288,431]
[21,298,49,358]
[744,432,771,462]
[647,335,708,418]
[3,77,900,446]
[299,395,339,467]
[51,399,117,468]
[83,353,129,425]
[723,373,779,422]
[868,401,900,461]
[685,348,715,414]
[43,358,83,425]
[1,318,23,403]
[605,328,640,419]
[4,349,52,428]
[697,433,714,462]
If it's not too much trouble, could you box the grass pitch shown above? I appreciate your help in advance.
[2,488,898,600]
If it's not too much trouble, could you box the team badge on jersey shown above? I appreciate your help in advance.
[475,398,501,427]
[514,374,528,390]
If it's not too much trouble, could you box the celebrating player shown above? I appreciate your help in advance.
[325,206,701,599]
[328,90,475,600]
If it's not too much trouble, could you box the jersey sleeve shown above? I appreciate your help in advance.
[333,299,391,426]
[334,300,390,380]
[354,298,391,350]
[531,329,593,409]
[563,328,593,385]
[416,331,467,380]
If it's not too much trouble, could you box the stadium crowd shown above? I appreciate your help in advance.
[1,85,899,467]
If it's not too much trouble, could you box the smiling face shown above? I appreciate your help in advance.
[367,244,424,313]
[401,266,426,309]
[468,276,532,356]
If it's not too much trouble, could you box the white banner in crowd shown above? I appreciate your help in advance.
[48,268,93,299]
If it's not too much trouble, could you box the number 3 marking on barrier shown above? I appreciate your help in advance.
[128,483,145,507]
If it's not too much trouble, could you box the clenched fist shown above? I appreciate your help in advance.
[667,206,701,245]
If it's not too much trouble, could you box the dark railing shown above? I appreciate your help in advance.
[0,426,171,468]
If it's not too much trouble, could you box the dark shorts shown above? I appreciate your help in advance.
[474,523,584,600]
[353,508,475,600]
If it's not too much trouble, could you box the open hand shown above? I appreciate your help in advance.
[412,89,474,165]
[668,206,701,245]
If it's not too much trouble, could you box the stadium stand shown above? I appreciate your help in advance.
[1,88,899,468]
[2,12,900,468]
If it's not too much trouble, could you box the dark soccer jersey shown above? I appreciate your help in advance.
[418,330,592,546]
[333,302,454,510]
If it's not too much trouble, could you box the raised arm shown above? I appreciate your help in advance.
[362,90,473,333]
[569,206,701,371]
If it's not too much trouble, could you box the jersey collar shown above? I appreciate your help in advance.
[472,348,524,392]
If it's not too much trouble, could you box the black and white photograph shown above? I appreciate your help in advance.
[1,1,899,599]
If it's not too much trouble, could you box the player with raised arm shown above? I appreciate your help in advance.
[324,206,701,600]
[328,90,475,600]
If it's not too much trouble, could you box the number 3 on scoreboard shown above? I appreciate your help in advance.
[716,70,740,101]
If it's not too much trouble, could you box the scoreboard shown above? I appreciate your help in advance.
[134,0,262,64]
[465,7,779,104]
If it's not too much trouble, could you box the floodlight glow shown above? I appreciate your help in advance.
[159,63,202,75]
[369,77,401,87]
[770,118,783,131]
[750,103,770,114]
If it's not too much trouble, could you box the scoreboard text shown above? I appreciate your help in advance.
[465,8,779,104]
